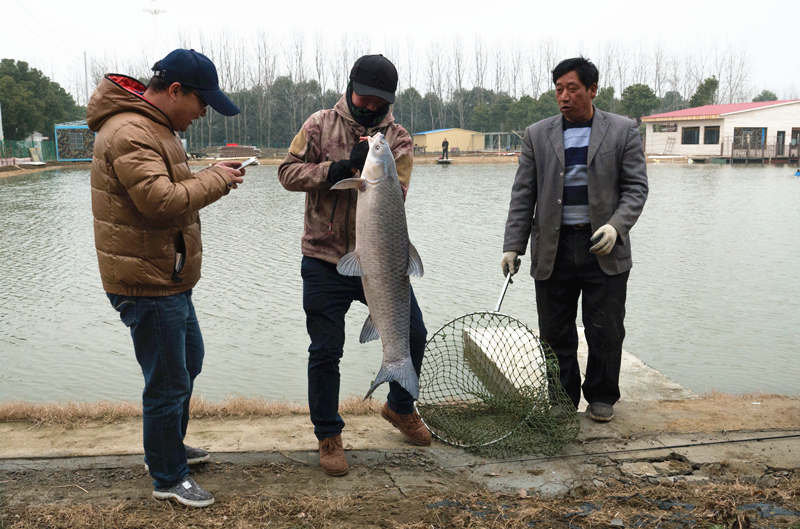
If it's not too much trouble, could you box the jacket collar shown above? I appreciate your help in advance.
[333,94,395,135]
[587,107,609,166]
[87,75,174,132]
[546,115,565,170]
[546,105,608,169]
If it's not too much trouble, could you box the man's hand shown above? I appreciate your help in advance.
[501,251,521,277]
[589,224,618,255]
[349,140,369,173]
[327,159,354,184]
[213,161,244,189]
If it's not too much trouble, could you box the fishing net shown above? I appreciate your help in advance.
[416,279,580,458]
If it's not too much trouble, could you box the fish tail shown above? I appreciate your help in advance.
[363,357,420,401]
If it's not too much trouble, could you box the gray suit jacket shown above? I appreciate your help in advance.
[503,108,648,280]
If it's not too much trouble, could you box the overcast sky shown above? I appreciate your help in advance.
[2,0,798,104]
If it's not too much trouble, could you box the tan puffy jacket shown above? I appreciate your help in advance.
[87,74,233,296]
[278,95,413,264]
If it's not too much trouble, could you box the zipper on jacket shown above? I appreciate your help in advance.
[328,191,340,235]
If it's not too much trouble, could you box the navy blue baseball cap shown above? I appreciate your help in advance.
[154,49,240,116]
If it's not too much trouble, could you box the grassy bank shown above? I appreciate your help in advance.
[0,396,382,427]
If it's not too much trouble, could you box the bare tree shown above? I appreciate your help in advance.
[255,30,278,148]
[312,32,328,100]
[508,42,524,100]
[597,41,617,93]
[526,42,544,98]
[402,37,421,133]
[332,34,351,95]
[283,30,308,136]
[449,35,471,128]
[713,41,751,104]
[473,35,488,102]
[650,42,666,99]
[424,40,447,128]
[492,42,507,98]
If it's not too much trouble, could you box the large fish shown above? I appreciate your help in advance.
[330,133,424,400]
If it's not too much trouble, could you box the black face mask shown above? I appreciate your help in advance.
[346,82,390,129]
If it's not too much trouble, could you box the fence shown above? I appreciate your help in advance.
[719,136,800,160]
[0,140,57,166]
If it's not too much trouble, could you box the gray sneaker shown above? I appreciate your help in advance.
[588,402,615,422]
[145,445,210,472]
[153,476,214,508]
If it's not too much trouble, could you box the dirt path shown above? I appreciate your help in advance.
[2,395,800,528]
[2,449,799,528]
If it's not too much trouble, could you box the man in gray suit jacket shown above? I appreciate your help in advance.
[501,57,648,422]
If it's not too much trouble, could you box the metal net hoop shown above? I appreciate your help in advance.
[415,310,579,456]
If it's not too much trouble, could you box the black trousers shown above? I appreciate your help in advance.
[442,148,448,159]
[534,226,629,409]
[301,256,427,440]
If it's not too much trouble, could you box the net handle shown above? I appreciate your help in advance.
[494,273,514,312]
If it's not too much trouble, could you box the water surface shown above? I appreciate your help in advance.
[0,163,798,402]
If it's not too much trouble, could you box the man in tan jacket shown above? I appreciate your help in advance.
[279,54,431,478]
[87,48,244,508]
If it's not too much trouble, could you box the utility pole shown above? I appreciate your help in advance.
[0,100,4,141]
[144,0,166,46]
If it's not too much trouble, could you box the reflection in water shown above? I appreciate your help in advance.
[0,164,798,402]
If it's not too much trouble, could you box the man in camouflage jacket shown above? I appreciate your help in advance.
[279,55,430,477]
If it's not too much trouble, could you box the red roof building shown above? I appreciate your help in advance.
[640,100,800,159]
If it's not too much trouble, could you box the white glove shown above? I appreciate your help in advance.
[589,224,618,255]
[501,251,521,277]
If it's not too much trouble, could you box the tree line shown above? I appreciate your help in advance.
[1,34,789,146]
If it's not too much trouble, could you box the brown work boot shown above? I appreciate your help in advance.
[381,402,432,446]
[318,434,348,476]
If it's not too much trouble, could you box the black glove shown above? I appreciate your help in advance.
[349,141,370,172]
[327,159,353,184]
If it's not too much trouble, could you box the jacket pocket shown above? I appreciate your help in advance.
[172,230,186,283]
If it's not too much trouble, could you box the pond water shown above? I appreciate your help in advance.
[1,162,798,403]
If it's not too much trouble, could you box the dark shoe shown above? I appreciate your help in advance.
[381,402,432,446]
[318,434,349,476]
[185,445,210,465]
[145,445,210,472]
[588,402,615,422]
[152,476,214,508]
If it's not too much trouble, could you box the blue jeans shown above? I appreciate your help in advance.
[107,290,204,488]
[301,256,428,440]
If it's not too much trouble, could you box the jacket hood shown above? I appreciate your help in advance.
[333,94,395,132]
[86,74,173,132]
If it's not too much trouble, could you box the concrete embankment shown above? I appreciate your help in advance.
[2,331,798,498]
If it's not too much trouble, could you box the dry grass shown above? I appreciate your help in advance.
[0,395,381,428]
[3,476,799,528]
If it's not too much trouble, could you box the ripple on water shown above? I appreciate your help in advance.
[0,164,798,402]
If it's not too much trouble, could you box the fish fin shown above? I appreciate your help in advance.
[363,356,420,401]
[337,251,363,276]
[330,178,366,191]
[359,314,380,343]
[407,242,424,277]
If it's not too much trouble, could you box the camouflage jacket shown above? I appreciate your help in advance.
[278,95,413,265]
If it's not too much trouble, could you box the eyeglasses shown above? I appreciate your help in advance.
[190,89,208,110]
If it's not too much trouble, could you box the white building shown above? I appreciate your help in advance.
[641,100,800,159]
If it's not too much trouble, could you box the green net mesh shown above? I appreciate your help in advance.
[416,311,580,457]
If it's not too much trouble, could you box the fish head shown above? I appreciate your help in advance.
[361,133,396,184]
